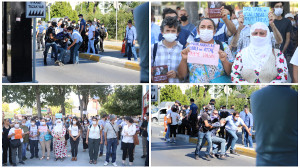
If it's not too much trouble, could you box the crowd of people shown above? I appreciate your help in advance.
[151,2,298,83]
[2,112,149,166]
[36,14,109,66]
[163,99,254,160]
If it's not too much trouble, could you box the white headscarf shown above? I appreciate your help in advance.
[241,22,272,72]
[54,119,63,133]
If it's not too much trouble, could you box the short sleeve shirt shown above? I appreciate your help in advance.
[225,116,245,131]
[71,30,83,43]
[68,125,79,136]
[290,47,298,66]
[104,122,119,139]
[190,103,198,115]
[80,19,86,32]
[273,18,293,51]
[199,112,211,133]
[88,25,96,40]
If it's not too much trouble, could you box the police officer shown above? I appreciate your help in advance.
[36,21,45,51]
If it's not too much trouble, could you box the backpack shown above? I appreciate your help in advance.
[152,42,185,65]
[99,28,106,38]
[89,125,101,130]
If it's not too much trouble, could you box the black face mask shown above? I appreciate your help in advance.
[180,15,188,22]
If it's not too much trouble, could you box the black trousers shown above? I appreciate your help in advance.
[170,125,177,138]
[94,39,99,54]
[2,140,12,164]
[99,37,104,52]
[70,138,79,157]
[29,140,39,157]
[122,142,134,162]
[82,138,88,149]
[145,140,149,166]
[190,114,198,136]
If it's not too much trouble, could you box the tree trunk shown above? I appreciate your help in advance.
[184,2,199,26]
[77,86,83,119]
[35,86,42,118]
[60,86,66,115]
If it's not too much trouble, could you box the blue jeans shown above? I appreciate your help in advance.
[226,129,238,151]
[211,136,226,155]
[70,41,82,63]
[44,42,58,61]
[243,128,253,148]
[88,39,95,54]
[22,142,28,158]
[127,43,137,61]
[57,46,67,63]
[195,131,212,156]
[100,134,105,154]
[106,138,118,163]
[165,124,170,140]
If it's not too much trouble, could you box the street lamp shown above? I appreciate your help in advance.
[47,3,52,21]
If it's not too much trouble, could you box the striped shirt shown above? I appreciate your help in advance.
[29,125,39,140]
[151,41,183,83]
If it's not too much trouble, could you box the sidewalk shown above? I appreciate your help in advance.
[79,41,140,71]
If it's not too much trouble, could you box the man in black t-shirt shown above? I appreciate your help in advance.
[140,113,148,158]
[43,22,58,65]
[194,108,213,160]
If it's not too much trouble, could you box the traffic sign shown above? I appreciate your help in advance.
[26,2,46,18]
[151,85,158,102]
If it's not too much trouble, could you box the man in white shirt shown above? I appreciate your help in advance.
[8,121,25,166]
[103,115,119,166]
[67,26,83,64]
[87,20,96,54]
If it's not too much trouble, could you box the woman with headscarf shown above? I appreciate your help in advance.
[178,18,234,83]
[231,22,288,83]
[51,119,67,161]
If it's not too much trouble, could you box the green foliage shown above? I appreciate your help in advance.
[47,2,78,22]
[291,85,298,91]
[159,85,189,105]
[103,85,142,116]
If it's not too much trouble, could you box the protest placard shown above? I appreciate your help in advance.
[187,42,220,66]
[15,129,22,139]
[208,2,223,18]
[55,113,63,118]
[243,7,270,26]
[152,65,168,83]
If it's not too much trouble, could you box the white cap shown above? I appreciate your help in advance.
[285,13,294,19]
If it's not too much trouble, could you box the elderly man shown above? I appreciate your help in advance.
[239,107,253,148]
[103,115,119,166]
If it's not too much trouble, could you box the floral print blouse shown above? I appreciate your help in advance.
[231,50,288,83]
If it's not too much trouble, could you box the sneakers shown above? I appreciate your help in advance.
[195,155,199,160]
[104,161,109,166]
[173,140,176,143]
[205,154,211,161]
[141,155,146,158]
[219,154,226,159]
[112,162,117,167]
[230,149,237,154]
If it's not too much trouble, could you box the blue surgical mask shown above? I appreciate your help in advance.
[87,24,90,26]
[220,15,230,23]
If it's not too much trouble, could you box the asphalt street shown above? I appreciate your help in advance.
[9,136,146,167]
[151,124,256,166]
[34,49,139,83]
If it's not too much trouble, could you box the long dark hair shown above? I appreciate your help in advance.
[124,116,134,124]
[72,117,82,130]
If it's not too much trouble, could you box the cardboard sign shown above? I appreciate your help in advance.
[187,42,220,66]
[15,129,22,139]
[208,2,223,18]
[243,7,270,26]
[55,113,62,119]
[151,65,168,83]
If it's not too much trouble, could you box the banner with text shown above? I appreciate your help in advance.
[243,7,270,26]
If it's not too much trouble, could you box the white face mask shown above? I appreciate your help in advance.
[234,117,238,120]
[84,121,87,124]
[232,19,238,26]
[199,29,214,42]
[40,122,46,125]
[274,8,283,16]
[15,124,20,128]
[73,121,77,125]
[250,35,268,48]
[163,33,177,43]
[31,122,35,125]
[36,120,39,122]
[92,121,97,125]
[144,117,147,120]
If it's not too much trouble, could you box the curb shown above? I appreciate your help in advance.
[104,45,140,53]
[162,132,256,158]
[79,53,140,71]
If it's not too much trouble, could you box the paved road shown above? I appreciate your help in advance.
[34,50,139,83]
[151,124,256,166]
[12,136,145,167]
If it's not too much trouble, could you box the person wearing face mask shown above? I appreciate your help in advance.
[179,9,196,33]
[68,117,81,161]
[66,26,83,64]
[151,17,183,83]
[52,119,67,161]
[179,18,234,83]
[103,115,119,166]
[82,119,89,152]
[86,117,102,164]
[125,20,138,61]
[29,119,39,159]
[64,117,70,147]
[140,113,149,158]
[239,107,253,148]
[8,121,25,166]
[78,14,86,52]
[43,21,58,65]
[54,28,71,65]
[151,9,161,44]
[224,112,251,154]
[231,22,288,83]
[230,10,283,58]
[3,119,13,166]
[86,20,96,54]
[99,24,108,53]
[37,119,52,160]
[121,117,137,166]
[20,119,29,161]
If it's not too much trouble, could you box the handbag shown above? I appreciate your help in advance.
[45,133,53,141]
[133,134,139,145]
[204,65,231,83]
[10,139,21,148]
[166,114,172,125]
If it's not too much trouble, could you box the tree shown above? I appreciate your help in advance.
[159,85,189,105]
[103,85,142,116]
[48,2,78,21]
